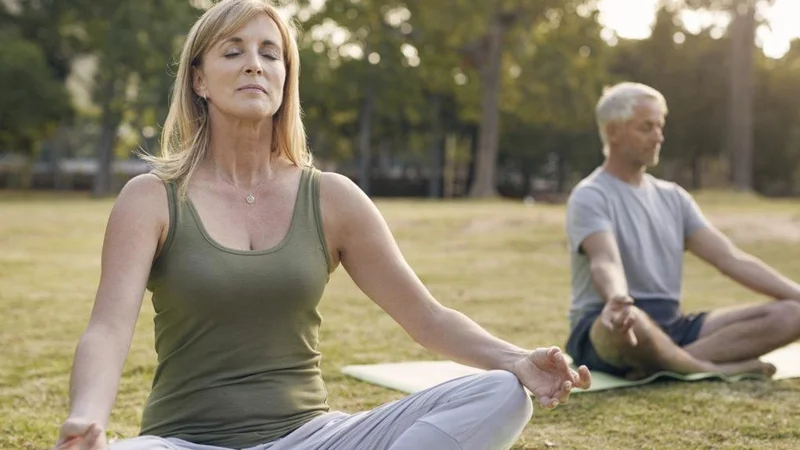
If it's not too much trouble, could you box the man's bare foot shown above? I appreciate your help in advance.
[715,359,776,377]
[624,367,651,380]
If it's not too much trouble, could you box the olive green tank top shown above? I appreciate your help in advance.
[140,167,331,448]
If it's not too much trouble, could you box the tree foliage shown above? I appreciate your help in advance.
[3,0,800,196]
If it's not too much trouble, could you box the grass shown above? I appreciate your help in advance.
[2,190,799,449]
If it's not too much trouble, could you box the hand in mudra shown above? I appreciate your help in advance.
[511,347,592,408]
[53,418,107,450]
[601,295,638,346]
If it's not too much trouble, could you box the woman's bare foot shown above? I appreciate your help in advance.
[715,359,776,377]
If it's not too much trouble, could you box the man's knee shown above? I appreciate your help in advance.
[767,301,800,334]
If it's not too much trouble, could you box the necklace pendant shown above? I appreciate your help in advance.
[245,194,255,204]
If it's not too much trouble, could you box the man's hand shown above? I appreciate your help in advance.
[53,418,107,450]
[511,347,592,409]
[601,295,638,346]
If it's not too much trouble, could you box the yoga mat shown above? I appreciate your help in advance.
[341,343,800,394]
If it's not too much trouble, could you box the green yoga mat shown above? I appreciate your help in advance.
[341,343,800,394]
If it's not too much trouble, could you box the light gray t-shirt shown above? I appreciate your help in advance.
[565,168,709,328]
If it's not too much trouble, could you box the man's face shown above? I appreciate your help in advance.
[608,99,666,168]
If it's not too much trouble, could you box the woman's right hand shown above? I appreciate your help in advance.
[53,418,107,450]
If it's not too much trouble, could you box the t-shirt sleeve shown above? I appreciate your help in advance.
[566,187,612,253]
[677,186,709,239]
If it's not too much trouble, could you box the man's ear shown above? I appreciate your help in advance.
[605,122,622,145]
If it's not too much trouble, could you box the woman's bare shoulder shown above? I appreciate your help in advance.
[111,173,171,231]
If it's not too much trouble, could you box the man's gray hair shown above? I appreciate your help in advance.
[596,82,668,149]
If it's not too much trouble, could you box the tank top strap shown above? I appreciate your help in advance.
[151,178,180,273]
[297,167,331,272]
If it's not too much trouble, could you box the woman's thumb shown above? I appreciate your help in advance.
[58,418,92,441]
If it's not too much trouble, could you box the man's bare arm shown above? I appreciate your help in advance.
[688,226,800,300]
[581,231,637,345]
[581,231,629,303]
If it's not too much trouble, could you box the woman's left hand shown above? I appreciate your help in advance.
[511,347,592,409]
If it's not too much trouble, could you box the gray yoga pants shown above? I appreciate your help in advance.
[110,370,533,450]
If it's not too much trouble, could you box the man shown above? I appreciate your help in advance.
[564,81,800,379]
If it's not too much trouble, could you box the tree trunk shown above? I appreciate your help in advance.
[556,151,571,194]
[427,94,444,198]
[691,153,703,190]
[728,0,756,191]
[358,80,374,195]
[465,125,479,193]
[443,133,457,198]
[93,79,122,197]
[467,14,508,198]
[51,125,70,190]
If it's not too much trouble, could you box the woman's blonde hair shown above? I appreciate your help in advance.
[143,0,311,198]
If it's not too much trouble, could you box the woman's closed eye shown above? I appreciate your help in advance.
[223,50,280,60]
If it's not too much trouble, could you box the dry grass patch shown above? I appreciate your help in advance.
[2,191,799,449]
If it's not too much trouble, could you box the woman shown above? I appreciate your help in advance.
[54,1,591,449]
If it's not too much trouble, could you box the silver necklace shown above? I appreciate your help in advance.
[216,170,270,205]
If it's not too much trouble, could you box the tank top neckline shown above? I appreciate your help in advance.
[183,167,310,256]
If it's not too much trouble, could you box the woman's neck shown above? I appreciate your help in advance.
[205,114,277,188]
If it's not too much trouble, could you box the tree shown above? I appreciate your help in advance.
[0,29,70,157]
[608,4,729,188]
[752,42,800,194]
[0,0,87,82]
[76,0,198,196]
[727,0,756,190]
[681,0,777,190]
[298,0,430,195]
[3,0,199,195]
[0,0,78,185]
[401,0,605,197]
[501,3,610,193]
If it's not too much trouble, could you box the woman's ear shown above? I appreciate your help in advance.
[192,66,207,99]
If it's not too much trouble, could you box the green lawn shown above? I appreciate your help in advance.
[2,191,799,449]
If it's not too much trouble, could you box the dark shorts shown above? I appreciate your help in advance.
[566,299,708,376]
